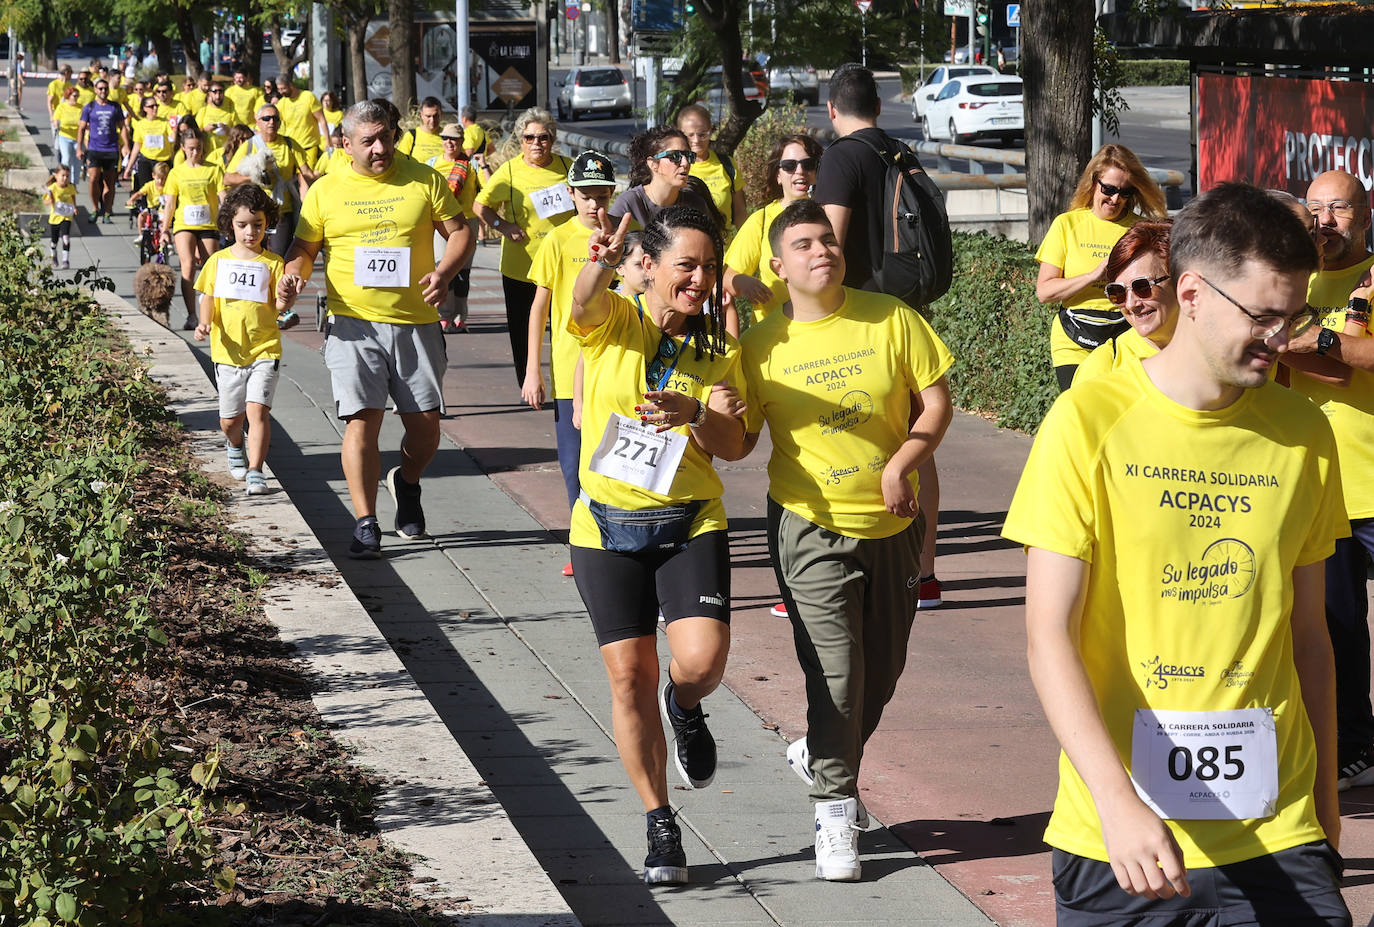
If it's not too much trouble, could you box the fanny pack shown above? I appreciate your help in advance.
[580,490,701,553]
[1058,305,1131,351]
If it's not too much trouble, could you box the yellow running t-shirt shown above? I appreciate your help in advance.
[276,90,322,152]
[295,155,462,326]
[689,150,743,233]
[194,249,285,366]
[224,84,266,126]
[1002,359,1348,868]
[569,291,744,549]
[740,287,954,540]
[530,219,597,400]
[474,154,575,281]
[398,127,446,164]
[46,182,77,224]
[197,102,240,152]
[164,162,223,231]
[131,117,174,162]
[1291,255,1374,520]
[1036,207,1138,367]
[724,198,788,320]
[1073,329,1160,385]
[53,101,83,141]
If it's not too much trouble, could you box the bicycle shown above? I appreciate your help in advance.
[136,207,172,266]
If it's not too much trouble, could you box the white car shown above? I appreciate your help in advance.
[556,66,632,121]
[923,74,1023,146]
[911,64,999,121]
[768,65,819,106]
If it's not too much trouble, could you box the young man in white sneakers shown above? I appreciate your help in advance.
[739,200,953,880]
[1004,183,1350,925]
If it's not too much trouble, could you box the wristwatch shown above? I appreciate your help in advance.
[1347,296,1370,326]
[688,398,707,428]
[1316,327,1338,356]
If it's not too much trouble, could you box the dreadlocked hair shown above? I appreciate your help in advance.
[628,125,689,188]
[642,205,727,361]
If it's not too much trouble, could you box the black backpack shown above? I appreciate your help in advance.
[835,132,953,309]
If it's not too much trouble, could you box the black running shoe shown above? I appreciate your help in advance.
[349,516,382,559]
[643,810,688,885]
[1338,742,1374,791]
[660,679,716,788]
[386,466,426,539]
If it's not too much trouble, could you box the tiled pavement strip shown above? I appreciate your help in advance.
[12,92,1374,926]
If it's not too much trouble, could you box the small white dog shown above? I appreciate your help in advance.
[236,147,279,187]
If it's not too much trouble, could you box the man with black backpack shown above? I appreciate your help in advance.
[814,63,954,612]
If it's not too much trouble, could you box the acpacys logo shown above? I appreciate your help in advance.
[1159,537,1256,605]
[1141,655,1205,690]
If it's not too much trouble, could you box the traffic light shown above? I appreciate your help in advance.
[684,0,695,12]
[975,1,989,37]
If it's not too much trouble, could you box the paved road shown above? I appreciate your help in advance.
[11,84,1374,925]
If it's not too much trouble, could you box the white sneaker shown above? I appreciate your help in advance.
[787,737,814,785]
[814,798,862,881]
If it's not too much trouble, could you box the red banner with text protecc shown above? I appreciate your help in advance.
[1198,73,1374,199]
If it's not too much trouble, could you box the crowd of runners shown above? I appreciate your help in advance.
[30,56,1374,925]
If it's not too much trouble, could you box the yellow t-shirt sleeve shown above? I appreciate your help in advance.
[1002,396,1099,562]
[474,161,510,210]
[725,208,765,275]
[899,306,955,393]
[295,183,326,243]
[193,253,215,294]
[530,232,559,289]
[1034,211,1070,270]
[1297,419,1348,566]
[571,289,635,349]
[163,171,181,199]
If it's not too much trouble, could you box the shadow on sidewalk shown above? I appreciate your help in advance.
[889,811,1052,865]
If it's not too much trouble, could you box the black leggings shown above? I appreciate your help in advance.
[50,220,72,244]
[502,275,537,386]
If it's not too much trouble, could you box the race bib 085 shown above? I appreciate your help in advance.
[1130,707,1279,821]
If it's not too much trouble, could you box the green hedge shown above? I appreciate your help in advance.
[1119,58,1189,86]
[0,220,228,924]
[927,231,1057,433]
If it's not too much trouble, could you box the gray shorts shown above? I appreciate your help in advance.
[322,314,447,418]
[215,359,280,418]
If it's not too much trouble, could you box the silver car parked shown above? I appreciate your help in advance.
[556,66,632,121]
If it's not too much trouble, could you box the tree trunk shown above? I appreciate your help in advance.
[1023,0,1094,243]
[268,18,309,83]
[345,15,368,106]
[388,0,414,111]
[605,0,621,64]
[236,1,264,83]
[152,33,175,76]
[697,0,760,155]
[174,7,203,79]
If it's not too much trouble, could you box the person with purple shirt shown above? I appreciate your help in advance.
[78,78,128,223]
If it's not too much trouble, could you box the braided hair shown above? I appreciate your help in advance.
[641,205,727,361]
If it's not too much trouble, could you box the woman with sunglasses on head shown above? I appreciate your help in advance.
[723,134,823,331]
[473,108,576,383]
[1035,144,1167,391]
[569,204,749,886]
[608,126,717,234]
[1072,220,1174,385]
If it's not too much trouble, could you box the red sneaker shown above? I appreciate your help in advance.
[917,576,943,610]
[561,561,574,577]
[769,602,788,619]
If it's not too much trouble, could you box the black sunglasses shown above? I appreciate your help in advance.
[258,114,280,122]
[522,133,551,143]
[778,157,818,173]
[651,149,692,165]
[1104,274,1169,305]
[1097,178,1137,199]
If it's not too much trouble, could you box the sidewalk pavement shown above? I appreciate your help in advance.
[13,88,1374,925]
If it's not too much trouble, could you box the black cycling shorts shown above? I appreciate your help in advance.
[84,151,119,170]
[571,529,731,647]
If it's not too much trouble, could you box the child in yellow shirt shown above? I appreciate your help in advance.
[43,165,78,269]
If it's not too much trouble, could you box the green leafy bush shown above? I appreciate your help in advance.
[0,218,231,925]
[1119,58,1189,86]
[927,231,1058,432]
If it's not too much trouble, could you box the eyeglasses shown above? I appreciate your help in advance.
[778,157,818,173]
[1197,274,1318,340]
[1097,178,1136,199]
[1104,274,1169,306]
[1307,200,1362,220]
[651,149,693,166]
[522,133,551,143]
[258,115,280,123]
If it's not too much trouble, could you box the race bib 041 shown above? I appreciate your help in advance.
[215,258,270,303]
[1130,707,1279,821]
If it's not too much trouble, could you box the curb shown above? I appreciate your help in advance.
[1,100,50,193]
[94,288,581,927]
